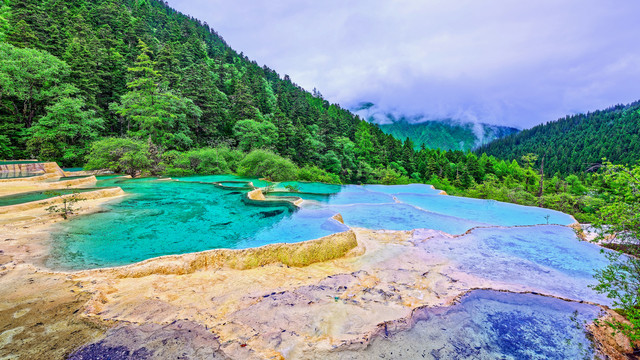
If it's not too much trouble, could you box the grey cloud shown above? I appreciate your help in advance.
[168,0,640,128]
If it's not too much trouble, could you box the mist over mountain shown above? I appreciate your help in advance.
[353,102,519,151]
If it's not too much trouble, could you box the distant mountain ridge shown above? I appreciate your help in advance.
[476,101,640,175]
[352,102,519,151]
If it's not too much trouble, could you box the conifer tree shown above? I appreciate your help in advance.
[110,40,201,150]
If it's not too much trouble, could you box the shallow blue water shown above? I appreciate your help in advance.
[419,225,611,304]
[324,203,487,234]
[172,174,271,187]
[396,193,576,226]
[47,177,344,270]
[328,290,602,360]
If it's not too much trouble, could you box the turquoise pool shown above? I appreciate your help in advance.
[0,188,100,207]
[47,177,348,270]
[0,160,41,165]
[48,177,598,275]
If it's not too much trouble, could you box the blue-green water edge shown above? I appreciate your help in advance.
[49,176,579,270]
[47,176,348,269]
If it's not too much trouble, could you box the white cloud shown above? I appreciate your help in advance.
[168,0,640,128]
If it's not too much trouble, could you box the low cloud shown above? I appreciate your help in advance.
[168,0,640,128]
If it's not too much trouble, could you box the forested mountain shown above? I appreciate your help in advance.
[1,0,635,212]
[352,102,519,151]
[476,102,640,175]
[0,0,420,182]
[378,120,518,151]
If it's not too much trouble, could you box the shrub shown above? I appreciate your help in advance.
[237,149,298,181]
[298,166,341,184]
[162,147,231,175]
[85,138,151,177]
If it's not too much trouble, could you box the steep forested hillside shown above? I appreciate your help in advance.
[476,102,640,175]
[352,103,519,151]
[0,0,417,182]
[378,120,518,151]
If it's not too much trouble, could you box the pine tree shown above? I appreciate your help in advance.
[110,40,201,150]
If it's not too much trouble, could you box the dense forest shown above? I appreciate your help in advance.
[353,102,519,151]
[378,120,518,151]
[0,0,638,224]
[0,0,425,183]
[476,102,640,175]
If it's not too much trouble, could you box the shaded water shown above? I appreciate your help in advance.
[328,290,602,360]
[0,188,98,207]
[0,172,41,179]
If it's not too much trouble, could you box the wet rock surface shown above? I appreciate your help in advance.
[68,320,229,360]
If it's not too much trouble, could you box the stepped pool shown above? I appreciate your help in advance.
[47,177,348,270]
[327,290,602,360]
[40,176,616,357]
[49,178,584,270]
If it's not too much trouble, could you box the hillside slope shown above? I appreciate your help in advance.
[0,0,408,182]
[476,102,640,175]
[353,103,518,151]
[378,120,518,151]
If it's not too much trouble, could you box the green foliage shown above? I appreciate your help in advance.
[478,102,640,175]
[297,166,341,184]
[378,119,518,151]
[0,134,12,159]
[237,149,299,182]
[0,0,10,41]
[232,119,278,152]
[27,97,103,166]
[591,163,640,343]
[377,166,411,185]
[162,148,231,176]
[284,184,300,192]
[0,43,77,158]
[110,41,201,150]
[85,137,152,177]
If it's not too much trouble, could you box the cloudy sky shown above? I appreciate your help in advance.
[168,0,640,128]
